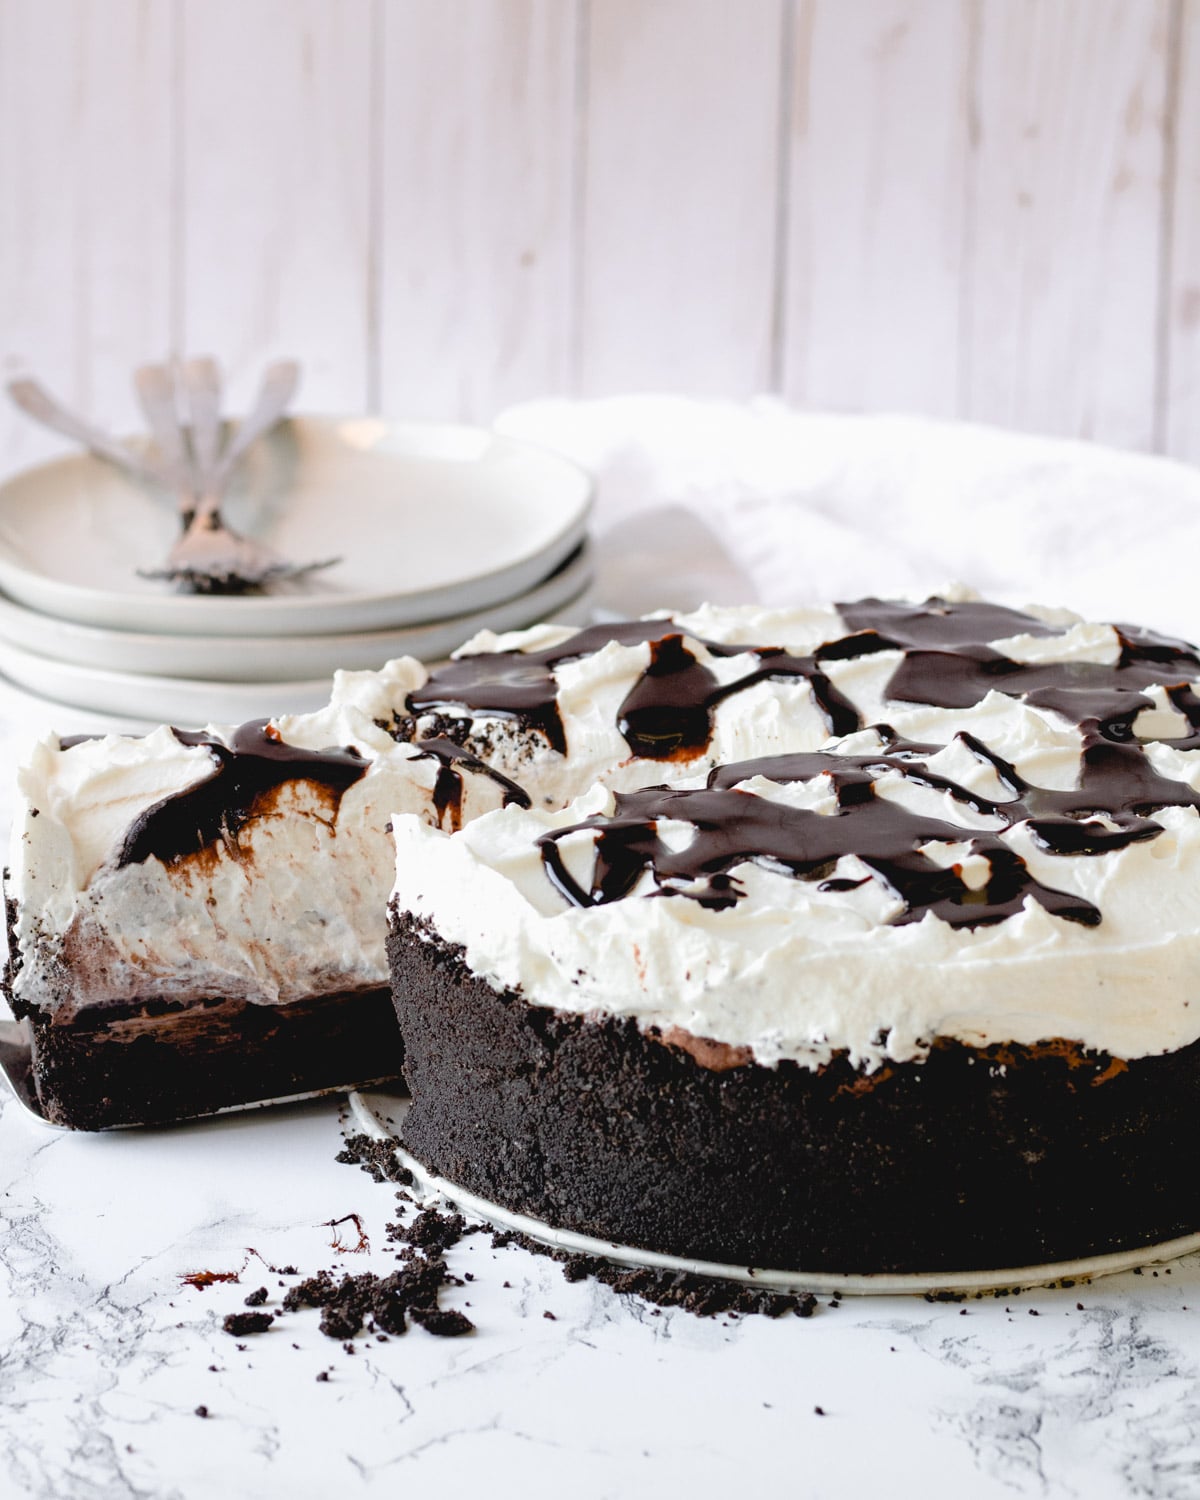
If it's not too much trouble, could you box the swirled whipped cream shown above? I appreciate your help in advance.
[389,594,1200,1070]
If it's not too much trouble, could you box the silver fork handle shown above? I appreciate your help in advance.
[6,378,170,490]
[134,364,193,506]
[213,359,300,490]
[182,357,223,495]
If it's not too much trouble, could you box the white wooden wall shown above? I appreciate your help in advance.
[1,0,1197,470]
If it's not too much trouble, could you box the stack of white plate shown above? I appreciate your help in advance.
[0,417,593,723]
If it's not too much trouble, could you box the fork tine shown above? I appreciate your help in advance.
[183,357,223,494]
[133,363,192,503]
[213,359,301,489]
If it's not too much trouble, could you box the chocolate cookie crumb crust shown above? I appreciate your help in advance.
[387,909,1200,1275]
[24,985,403,1131]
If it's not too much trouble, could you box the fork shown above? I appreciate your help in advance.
[8,360,340,595]
[136,358,340,595]
[6,377,172,491]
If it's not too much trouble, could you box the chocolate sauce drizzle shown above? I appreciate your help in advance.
[523,599,1200,929]
[116,720,368,867]
[537,763,1099,930]
[408,620,861,761]
[411,736,531,833]
[538,710,1200,929]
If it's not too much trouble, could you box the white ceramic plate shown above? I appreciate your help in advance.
[349,1091,1200,1297]
[0,637,334,723]
[0,540,593,683]
[0,416,592,636]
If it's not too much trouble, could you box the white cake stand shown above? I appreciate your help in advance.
[349,1088,1200,1298]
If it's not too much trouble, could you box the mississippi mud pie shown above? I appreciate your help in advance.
[387,595,1200,1273]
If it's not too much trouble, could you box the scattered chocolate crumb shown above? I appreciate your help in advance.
[271,1238,474,1341]
[814,1406,826,1417]
[335,1134,414,1186]
[396,1208,467,1254]
[243,1287,269,1307]
[1077,1303,1085,1311]
[222,1312,272,1337]
[320,1136,822,1334]
[316,1371,330,1383]
[409,1307,474,1337]
[207,1365,218,1373]
[194,1405,209,1419]
[543,1310,556,1320]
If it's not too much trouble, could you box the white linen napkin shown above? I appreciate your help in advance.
[496,396,1200,637]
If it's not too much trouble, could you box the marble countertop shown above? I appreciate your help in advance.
[3,1079,1200,1500]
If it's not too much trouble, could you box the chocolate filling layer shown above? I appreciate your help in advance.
[25,985,403,1132]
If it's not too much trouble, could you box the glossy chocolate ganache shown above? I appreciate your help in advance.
[407,596,1200,933]
[114,720,369,867]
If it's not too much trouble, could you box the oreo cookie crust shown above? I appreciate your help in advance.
[388,911,1200,1275]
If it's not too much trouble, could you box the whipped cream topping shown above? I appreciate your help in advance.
[8,665,515,1014]
[389,595,1200,1070]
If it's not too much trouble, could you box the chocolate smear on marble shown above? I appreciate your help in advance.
[321,1213,370,1254]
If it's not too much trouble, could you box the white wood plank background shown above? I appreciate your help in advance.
[782,0,973,418]
[1166,0,1200,460]
[0,0,1197,461]
[0,0,175,463]
[964,0,1169,450]
[378,0,577,419]
[578,0,784,396]
[179,0,374,413]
